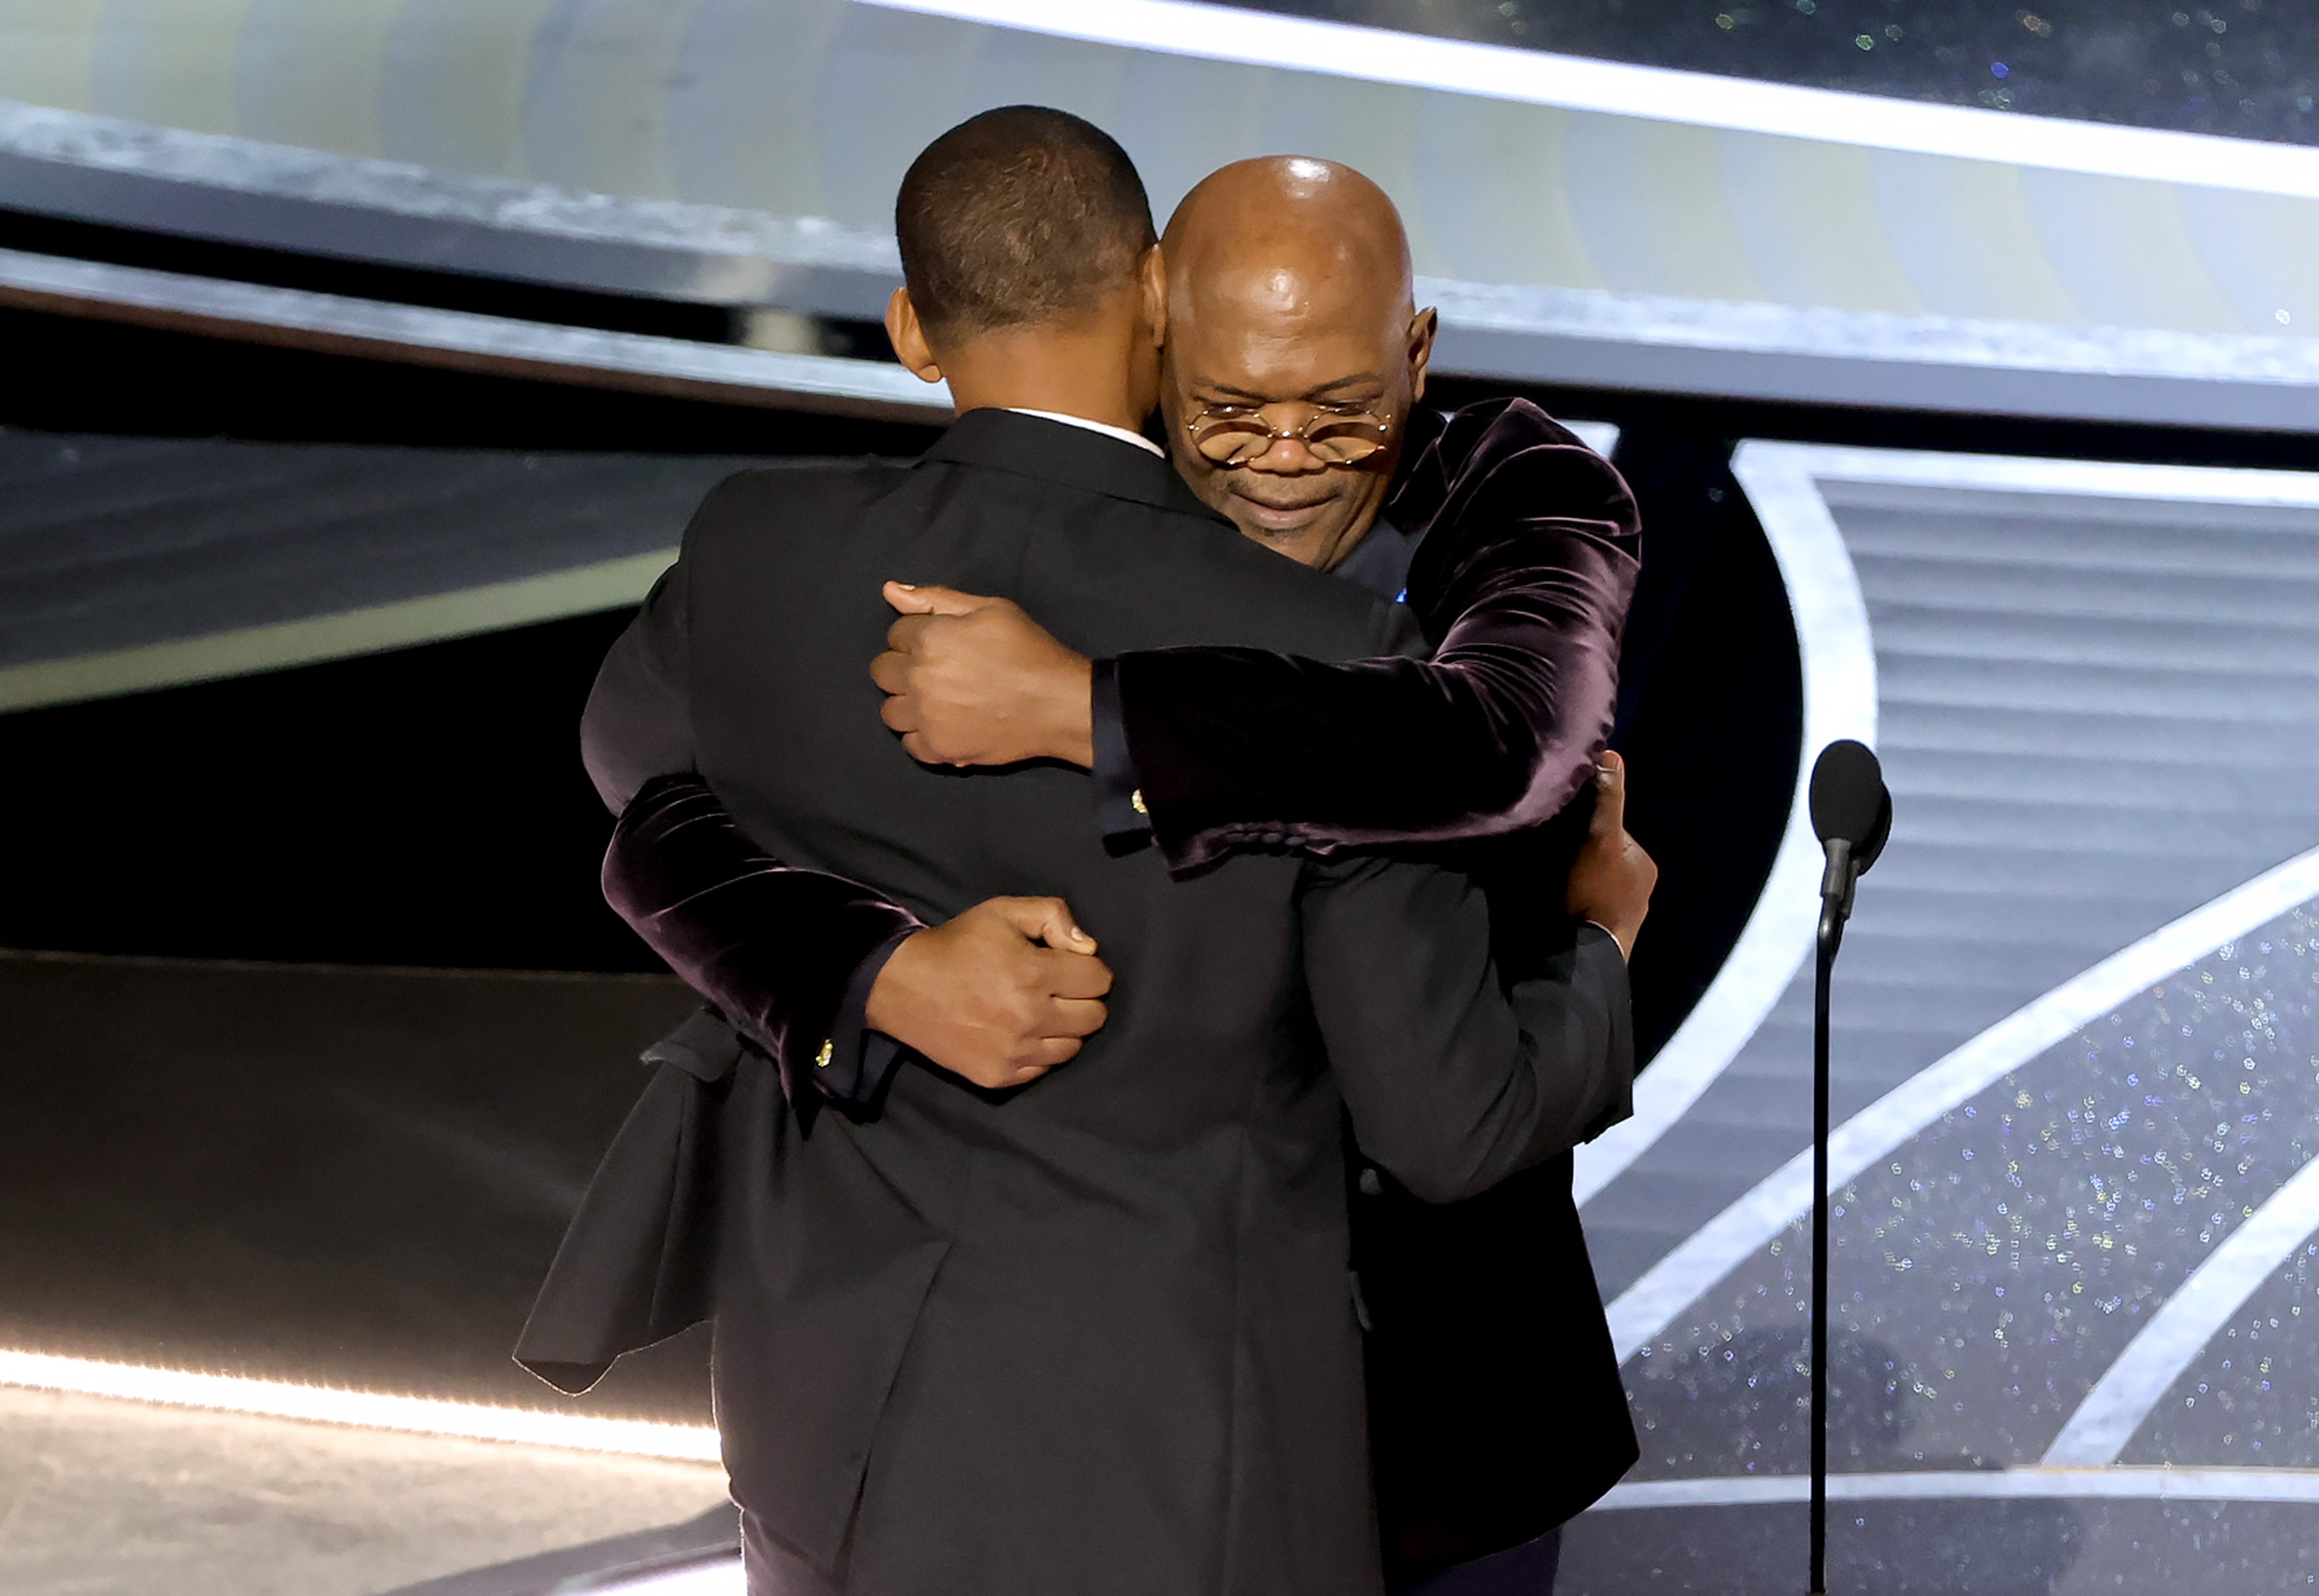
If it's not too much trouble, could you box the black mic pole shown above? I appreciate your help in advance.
[1810,839,1852,1596]
[1805,741,1888,1596]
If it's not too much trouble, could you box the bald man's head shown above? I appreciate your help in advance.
[1158,157,1435,569]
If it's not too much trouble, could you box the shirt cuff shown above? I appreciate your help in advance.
[1089,656,1151,844]
[820,928,914,1105]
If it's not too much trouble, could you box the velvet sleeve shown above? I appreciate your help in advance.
[603,772,925,1129]
[1114,398,1640,873]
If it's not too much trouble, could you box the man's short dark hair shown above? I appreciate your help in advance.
[896,106,1156,342]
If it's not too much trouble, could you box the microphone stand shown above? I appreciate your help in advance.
[1811,839,1858,1596]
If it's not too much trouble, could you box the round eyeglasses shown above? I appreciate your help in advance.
[1184,403,1392,466]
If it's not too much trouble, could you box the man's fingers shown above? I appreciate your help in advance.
[880,694,920,734]
[885,581,994,618]
[885,613,936,653]
[1591,749,1627,835]
[983,895,1098,954]
[1012,1037,1083,1077]
[1036,947,1115,1001]
[870,650,913,695]
[1044,996,1109,1039]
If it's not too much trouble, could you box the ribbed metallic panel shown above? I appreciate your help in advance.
[0,429,749,684]
[1586,466,2319,1299]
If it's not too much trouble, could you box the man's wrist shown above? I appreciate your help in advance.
[1581,917,1635,961]
[1051,654,1095,768]
[864,928,929,1040]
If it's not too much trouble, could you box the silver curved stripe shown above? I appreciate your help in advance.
[1604,842,2319,1363]
[1598,1465,2319,1511]
[857,0,2319,200]
[2043,1151,2319,1467]
[1574,441,1877,1206]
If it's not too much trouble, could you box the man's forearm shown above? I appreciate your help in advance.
[580,564,698,813]
[1303,855,1634,1206]
[605,774,924,1120]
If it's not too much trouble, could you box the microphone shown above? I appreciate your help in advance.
[1802,738,1892,1596]
[1809,738,1890,933]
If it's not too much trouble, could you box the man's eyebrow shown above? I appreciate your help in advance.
[1196,373,1387,402]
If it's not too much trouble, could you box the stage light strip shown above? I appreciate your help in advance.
[1573,442,1877,1207]
[0,1350,723,1462]
[0,246,950,421]
[1597,1465,2319,1511]
[0,548,677,714]
[2044,1153,2319,1467]
[1604,840,2319,1365]
[854,0,2319,203]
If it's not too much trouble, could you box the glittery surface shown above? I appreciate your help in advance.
[2130,1237,2319,1468]
[1626,904,2319,1479]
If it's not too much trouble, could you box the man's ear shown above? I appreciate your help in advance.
[1137,244,1169,349]
[1406,306,1438,404]
[886,287,945,384]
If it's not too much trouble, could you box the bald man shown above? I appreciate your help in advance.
[533,130,1644,1595]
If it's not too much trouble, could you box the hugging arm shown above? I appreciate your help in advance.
[606,774,923,1118]
[1302,849,1634,1205]
[1115,400,1640,870]
[592,403,1639,1108]
[582,554,925,1120]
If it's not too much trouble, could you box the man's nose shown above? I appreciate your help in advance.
[1240,436,1332,474]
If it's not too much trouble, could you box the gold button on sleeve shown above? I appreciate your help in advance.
[1130,789,1148,817]
[815,1039,834,1069]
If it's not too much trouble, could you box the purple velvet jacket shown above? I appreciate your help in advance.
[595,397,1639,1107]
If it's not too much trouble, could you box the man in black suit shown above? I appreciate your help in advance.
[567,108,1636,1596]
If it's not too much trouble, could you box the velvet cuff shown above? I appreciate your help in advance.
[602,772,926,1128]
[1088,656,1151,846]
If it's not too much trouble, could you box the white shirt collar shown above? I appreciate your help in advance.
[1006,408,1165,459]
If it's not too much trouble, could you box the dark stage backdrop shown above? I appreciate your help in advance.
[0,611,661,971]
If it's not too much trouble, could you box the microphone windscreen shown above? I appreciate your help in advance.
[1811,740,1889,862]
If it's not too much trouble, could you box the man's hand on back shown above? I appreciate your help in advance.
[865,896,1114,1090]
[1565,750,1657,960]
[874,583,1096,768]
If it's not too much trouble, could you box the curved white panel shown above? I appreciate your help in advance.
[1573,441,1877,1206]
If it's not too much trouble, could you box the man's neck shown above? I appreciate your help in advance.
[935,323,1150,435]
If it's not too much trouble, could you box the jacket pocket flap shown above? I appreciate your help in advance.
[643,1005,744,1083]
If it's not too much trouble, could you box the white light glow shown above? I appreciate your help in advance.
[0,1350,723,1462]
[856,0,2319,203]
[597,1561,746,1595]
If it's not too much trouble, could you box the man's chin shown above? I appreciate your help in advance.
[1226,499,1345,552]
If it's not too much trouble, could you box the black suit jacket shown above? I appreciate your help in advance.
[523,411,1631,1596]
